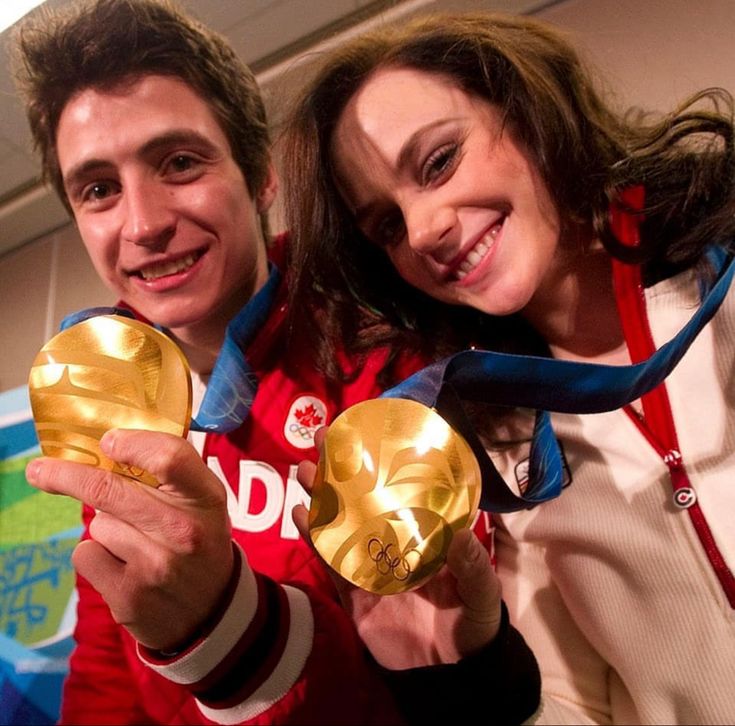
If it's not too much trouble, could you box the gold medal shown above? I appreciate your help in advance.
[309,397,481,595]
[28,314,192,486]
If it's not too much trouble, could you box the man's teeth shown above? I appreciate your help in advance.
[455,224,501,280]
[140,253,198,280]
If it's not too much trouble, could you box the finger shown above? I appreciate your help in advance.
[292,504,311,542]
[88,510,151,563]
[296,460,317,494]
[313,426,327,449]
[101,429,224,504]
[72,539,147,632]
[26,454,148,515]
[446,529,503,623]
[72,537,126,594]
[26,448,219,547]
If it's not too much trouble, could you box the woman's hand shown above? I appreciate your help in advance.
[293,428,503,669]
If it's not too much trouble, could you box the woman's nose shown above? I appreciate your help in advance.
[404,201,456,256]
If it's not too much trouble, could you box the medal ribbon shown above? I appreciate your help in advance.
[382,247,734,512]
[60,249,732,512]
[60,263,281,433]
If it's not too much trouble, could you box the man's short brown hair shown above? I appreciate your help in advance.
[13,0,271,213]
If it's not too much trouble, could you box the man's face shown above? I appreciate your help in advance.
[56,74,276,343]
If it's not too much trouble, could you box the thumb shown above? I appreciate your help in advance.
[446,528,503,627]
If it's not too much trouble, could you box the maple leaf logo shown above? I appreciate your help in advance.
[295,403,323,428]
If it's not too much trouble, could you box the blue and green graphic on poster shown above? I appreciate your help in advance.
[0,386,81,725]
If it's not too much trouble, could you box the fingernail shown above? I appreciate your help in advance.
[464,531,482,563]
[100,430,116,454]
[25,459,40,483]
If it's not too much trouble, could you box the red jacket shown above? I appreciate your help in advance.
[59,262,432,724]
[58,234,516,724]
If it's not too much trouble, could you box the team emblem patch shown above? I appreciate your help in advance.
[284,395,327,449]
[514,442,572,495]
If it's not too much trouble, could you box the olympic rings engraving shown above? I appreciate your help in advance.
[367,537,420,581]
[119,462,146,478]
[289,422,313,440]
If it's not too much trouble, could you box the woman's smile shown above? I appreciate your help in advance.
[332,66,562,318]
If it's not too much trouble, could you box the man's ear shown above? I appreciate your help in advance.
[256,162,279,213]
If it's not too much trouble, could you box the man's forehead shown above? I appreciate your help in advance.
[56,75,226,170]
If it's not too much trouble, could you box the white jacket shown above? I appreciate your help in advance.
[494,265,735,724]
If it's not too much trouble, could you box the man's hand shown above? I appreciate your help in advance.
[293,428,503,670]
[26,429,234,653]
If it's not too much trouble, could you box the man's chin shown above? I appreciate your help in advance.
[126,303,198,331]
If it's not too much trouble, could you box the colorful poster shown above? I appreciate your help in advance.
[0,386,81,725]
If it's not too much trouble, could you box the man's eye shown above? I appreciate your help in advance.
[81,182,116,204]
[166,154,201,176]
[88,183,111,199]
[170,154,194,172]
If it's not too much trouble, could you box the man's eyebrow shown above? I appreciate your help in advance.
[63,158,112,195]
[63,129,221,191]
[137,129,220,158]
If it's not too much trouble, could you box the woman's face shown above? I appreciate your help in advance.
[331,67,563,317]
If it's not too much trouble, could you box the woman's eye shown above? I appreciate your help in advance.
[422,143,458,184]
[374,211,406,247]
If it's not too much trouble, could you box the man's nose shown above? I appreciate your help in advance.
[120,181,176,248]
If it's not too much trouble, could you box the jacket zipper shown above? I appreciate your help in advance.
[613,257,735,608]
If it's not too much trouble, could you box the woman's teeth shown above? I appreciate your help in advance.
[455,223,502,280]
[139,253,198,280]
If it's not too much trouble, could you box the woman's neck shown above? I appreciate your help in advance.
[522,243,632,366]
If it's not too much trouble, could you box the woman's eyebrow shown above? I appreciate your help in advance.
[345,118,461,224]
[395,118,459,172]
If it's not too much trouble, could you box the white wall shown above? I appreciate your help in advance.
[2,0,734,391]
[537,0,735,112]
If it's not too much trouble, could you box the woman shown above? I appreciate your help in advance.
[282,11,735,724]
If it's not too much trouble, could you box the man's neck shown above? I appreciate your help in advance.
[170,318,229,376]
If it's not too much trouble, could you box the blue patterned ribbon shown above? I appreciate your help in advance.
[382,249,734,512]
[60,264,281,433]
[61,251,733,513]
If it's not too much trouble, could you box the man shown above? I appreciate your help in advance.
[14,1,411,722]
[14,1,537,724]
